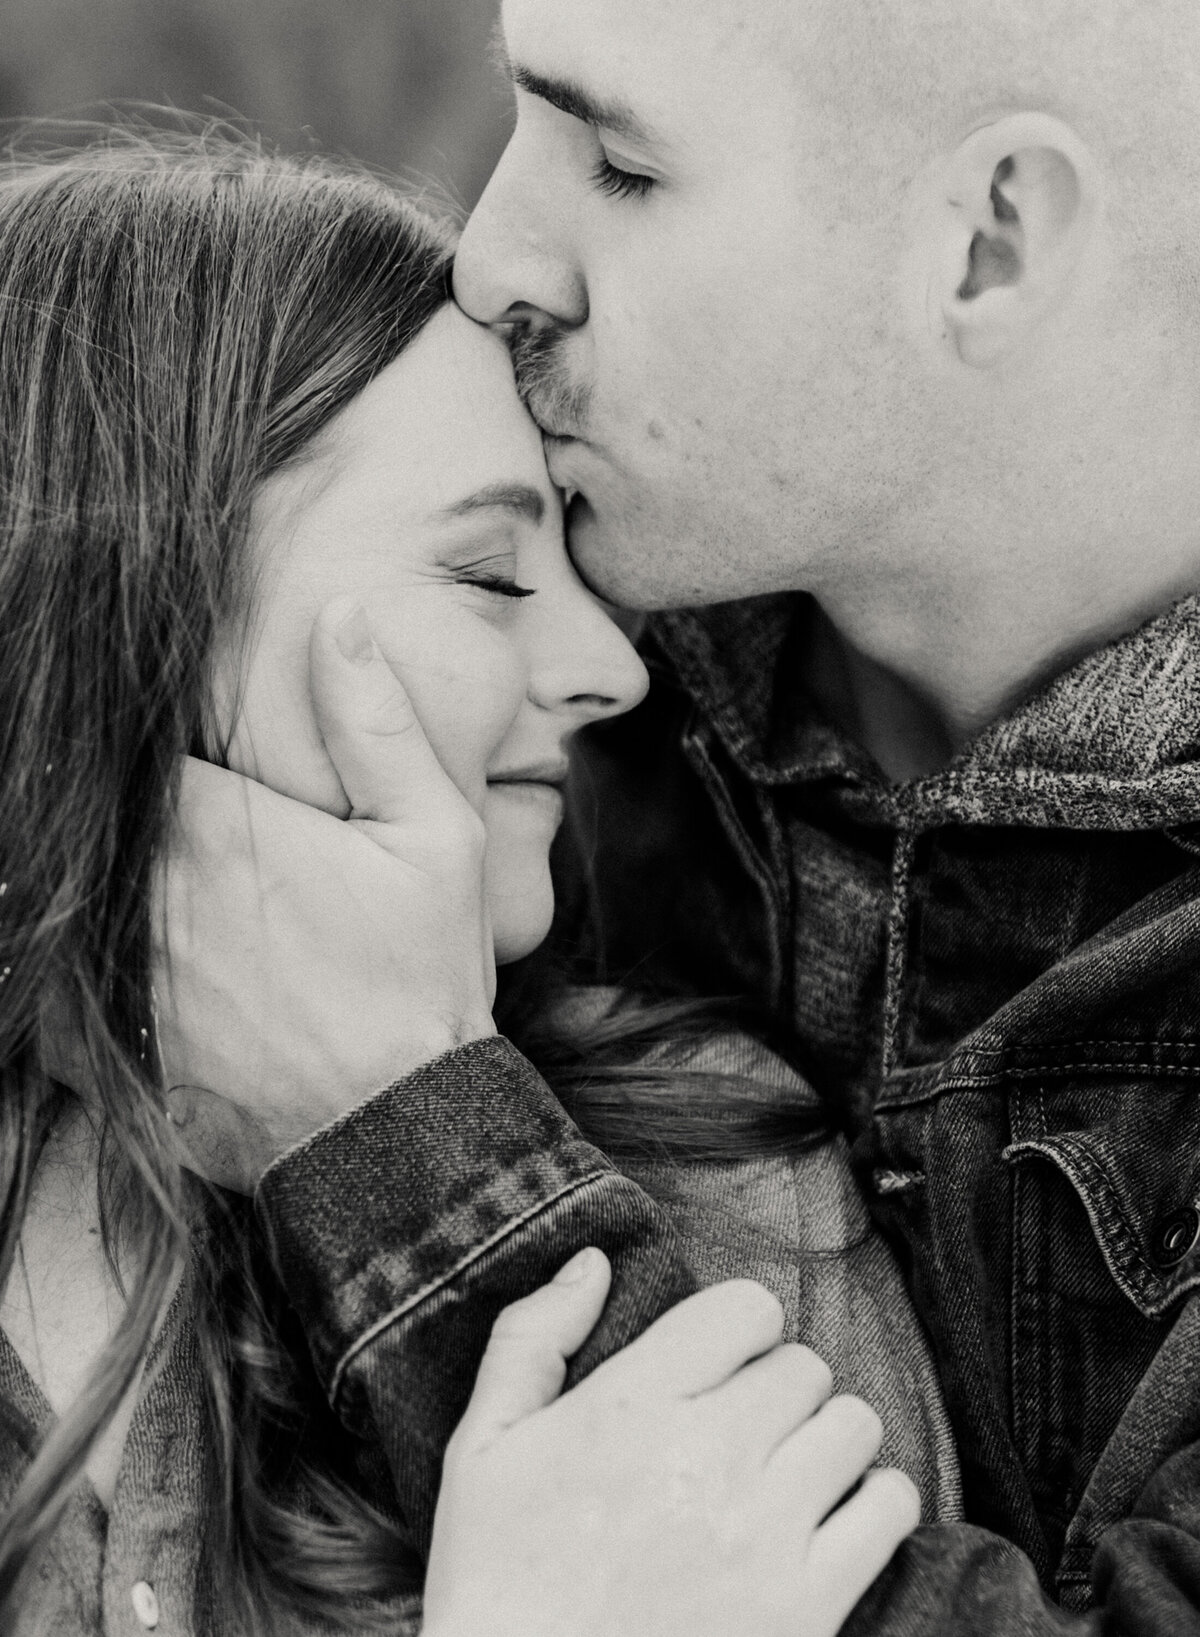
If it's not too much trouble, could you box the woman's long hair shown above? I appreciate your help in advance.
[0,117,830,1636]
[0,121,454,1631]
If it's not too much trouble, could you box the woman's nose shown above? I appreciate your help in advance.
[528,597,649,726]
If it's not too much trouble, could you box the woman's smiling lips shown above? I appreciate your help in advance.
[486,759,569,823]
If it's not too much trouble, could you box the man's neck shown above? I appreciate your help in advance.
[803,567,1200,785]
[802,616,954,782]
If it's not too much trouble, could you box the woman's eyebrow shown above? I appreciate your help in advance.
[436,483,546,526]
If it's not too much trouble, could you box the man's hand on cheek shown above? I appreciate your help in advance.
[153,597,497,1192]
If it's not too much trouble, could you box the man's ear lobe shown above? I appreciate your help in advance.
[933,113,1100,368]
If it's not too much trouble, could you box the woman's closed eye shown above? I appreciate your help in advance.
[450,552,536,600]
[459,570,536,600]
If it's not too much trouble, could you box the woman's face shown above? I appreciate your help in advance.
[220,305,648,963]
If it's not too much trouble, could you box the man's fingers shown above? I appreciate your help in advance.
[309,596,462,829]
[583,1280,786,1401]
[449,1249,613,1456]
[802,1467,921,1628]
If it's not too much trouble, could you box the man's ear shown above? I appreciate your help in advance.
[931,113,1101,368]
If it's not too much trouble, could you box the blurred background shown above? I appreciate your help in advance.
[0,0,511,212]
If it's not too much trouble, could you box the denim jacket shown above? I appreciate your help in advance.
[2,1028,956,1634]
[568,589,1200,1634]
[259,1027,960,1576]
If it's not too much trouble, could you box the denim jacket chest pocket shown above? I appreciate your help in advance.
[999,1070,1200,1595]
[1003,1073,1200,1319]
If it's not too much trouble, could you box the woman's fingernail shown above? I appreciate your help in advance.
[554,1247,601,1286]
[335,604,375,664]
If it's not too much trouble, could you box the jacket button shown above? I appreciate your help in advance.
[130,1581,159,1629]
[1154,1207,1200,1267]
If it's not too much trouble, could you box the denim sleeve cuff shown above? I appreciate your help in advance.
[254,1035,625,1404]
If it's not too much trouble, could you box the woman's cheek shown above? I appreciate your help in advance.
[374,614,528,814]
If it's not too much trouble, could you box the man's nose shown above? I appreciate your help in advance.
[454,145,587,331]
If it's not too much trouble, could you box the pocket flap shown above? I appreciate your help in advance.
[1004,1080,1200,1319]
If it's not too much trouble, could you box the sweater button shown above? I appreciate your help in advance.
[130,1581,160,1629]
[1154,1207,1200,1267]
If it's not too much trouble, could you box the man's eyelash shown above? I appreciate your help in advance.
[591,156,655,201]
[458,572,537,600]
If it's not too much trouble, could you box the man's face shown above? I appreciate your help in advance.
[455,0,913,609]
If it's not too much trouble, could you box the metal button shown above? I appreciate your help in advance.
[130,1581,159,1629]
[1154,1207,1200,1267]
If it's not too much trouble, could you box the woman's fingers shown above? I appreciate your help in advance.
[309,595,464,832]
[802,1467,922,1629]
[449,1250,613,1455]
[768,1392,886,1526]
[583,1279,786,1401]
[699,1342,834,1459]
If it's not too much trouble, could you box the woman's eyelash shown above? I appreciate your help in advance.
[458,573,537,600]
[591,156,655,201]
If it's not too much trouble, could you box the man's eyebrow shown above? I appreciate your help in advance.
[437,483,546,527]
[490,30,657,147]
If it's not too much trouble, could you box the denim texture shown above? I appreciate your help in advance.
[2,1025,954,1631]
[259,1028,961,1550]
[569,588,1200,1633]
[618,1024,962,1523]
[257,1035,699,1561]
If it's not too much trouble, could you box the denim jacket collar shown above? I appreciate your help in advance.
[654,591,1200,831]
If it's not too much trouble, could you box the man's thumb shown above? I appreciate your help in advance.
[449,1249,612,1455]
[309,596,455,825]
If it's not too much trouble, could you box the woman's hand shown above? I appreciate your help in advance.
[154,598,497,1190]
[424,1253,921,1637]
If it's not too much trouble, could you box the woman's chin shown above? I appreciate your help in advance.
[488,876,555,966]
[485,836,557,966]
[491,909,554,966]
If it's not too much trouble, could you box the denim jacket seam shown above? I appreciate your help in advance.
[879,1053,1200,1110]
[681,720,789,1008]
[329,1165,613,1405]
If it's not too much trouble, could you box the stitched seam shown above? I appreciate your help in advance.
[1005,1063,1200,1079]
[1009,1086,1026,1463]
[889,1042,1200,1082]
[328,1167,612,1405]
[685,728,787,1008]
[888,1062,1200,1108]
[1007,1138,1160,1292]
[994,1040,1200,1052]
